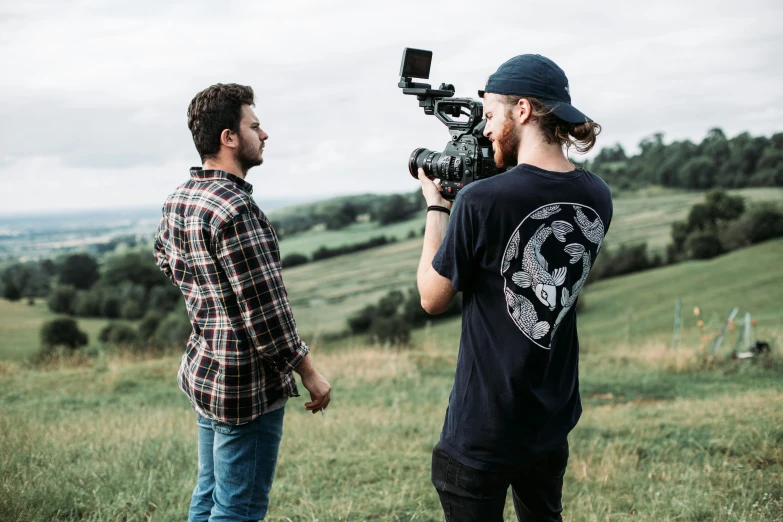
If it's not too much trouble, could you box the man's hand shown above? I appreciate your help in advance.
[418,168,453,209]
[294,354,332,414]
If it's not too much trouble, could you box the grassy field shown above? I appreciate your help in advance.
[1,240,782,521]
[0,319,780,520]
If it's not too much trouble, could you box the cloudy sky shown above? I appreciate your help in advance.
[1,0,781,214]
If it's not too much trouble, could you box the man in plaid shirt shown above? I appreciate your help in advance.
[154,83,331,522]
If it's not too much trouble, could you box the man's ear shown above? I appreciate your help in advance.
[517,98,533,125]
[220,128,238,150]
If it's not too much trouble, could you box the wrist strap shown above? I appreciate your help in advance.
[427,205,451,216]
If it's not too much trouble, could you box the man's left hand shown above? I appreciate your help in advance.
[417,168,453,209]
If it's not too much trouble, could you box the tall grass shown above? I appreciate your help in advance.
[1,331,781,521]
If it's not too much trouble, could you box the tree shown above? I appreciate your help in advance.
[374,195,416,225]
[40,318,88,350]
[324,202,358,230]
[2,281,22,301]
[1,264,31,300]
[47,285,77,315]
[101,251,168,290]
[681,157,716,189]
[58,254,100,290]
[684,230,723,260]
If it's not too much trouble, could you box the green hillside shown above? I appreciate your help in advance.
[281,185,782,337]
[279,214,423,258]
[1,242,781,521]
[276,187,782,259]
[412,239,783,353]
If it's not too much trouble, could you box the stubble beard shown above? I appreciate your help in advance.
[237,135,264,174]
[493,117,521,169]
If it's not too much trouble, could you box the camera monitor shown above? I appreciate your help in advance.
[399,48,432,79]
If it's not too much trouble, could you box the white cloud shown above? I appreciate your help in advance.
[0,0,781,213]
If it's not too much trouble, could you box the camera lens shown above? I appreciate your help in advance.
[408,148,441,179]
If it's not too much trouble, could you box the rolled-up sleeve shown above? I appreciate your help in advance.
[214,211,309,370]
[153,214,177,285]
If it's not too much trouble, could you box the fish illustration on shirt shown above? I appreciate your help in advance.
[550,244,592,344]
[505,288,550,340]
[502,230,520,274]
[530,204,561,220]
[511,221,572,310]
[574,206,604,252]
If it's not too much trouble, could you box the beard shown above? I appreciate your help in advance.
[493,117,521,168]
[237,135,264,173]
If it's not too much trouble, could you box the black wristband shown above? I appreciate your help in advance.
[427,205,451,216]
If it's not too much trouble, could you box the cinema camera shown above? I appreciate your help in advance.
[398,48,504,200]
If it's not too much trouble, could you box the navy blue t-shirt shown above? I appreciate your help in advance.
[431,163,613,472]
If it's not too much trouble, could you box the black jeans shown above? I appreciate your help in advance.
[431,439,569,522]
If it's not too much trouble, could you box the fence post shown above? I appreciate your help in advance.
[744,312,751,349]
[672,299,681,351]
[712,307,739,355]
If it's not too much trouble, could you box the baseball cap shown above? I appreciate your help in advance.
[478,54,591,123]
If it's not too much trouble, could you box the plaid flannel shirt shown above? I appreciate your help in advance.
[153,168,308,425]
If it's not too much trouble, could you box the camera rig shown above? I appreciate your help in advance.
[398,48,502,200]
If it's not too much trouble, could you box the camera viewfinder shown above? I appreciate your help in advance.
[400,48,432,79]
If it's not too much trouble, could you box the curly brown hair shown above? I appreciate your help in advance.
[500,95,601,154]
[187,83,255,162]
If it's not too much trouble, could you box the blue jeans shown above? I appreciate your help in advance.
[189,408,285,522]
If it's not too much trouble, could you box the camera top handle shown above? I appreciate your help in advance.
[399,79,484,139]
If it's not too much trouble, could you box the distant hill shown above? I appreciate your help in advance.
[279,188,783,337]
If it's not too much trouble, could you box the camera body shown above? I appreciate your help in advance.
[398,48,504,200]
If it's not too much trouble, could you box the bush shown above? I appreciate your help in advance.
[152,305,193,348]
[99,322,139,346]
[589,244,662,282]
[138,312,163,344]
[282,253,309,269]
[684,230,724,259]
[347,305,377,334]
[718,219,752,252]
[311,236,395,262]
[742,202,783,244]
[369,316,411,346]
[40,318,88,350]
[148,284,181,312]
[47,285,77,315]
[73,289,103,317]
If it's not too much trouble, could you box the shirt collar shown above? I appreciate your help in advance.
[189,167,254,195]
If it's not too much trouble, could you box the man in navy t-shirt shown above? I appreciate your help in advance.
[416,55,613,521]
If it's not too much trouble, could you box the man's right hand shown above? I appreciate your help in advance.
[294,354,332,414]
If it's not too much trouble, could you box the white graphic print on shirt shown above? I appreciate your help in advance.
[501,203,604,349]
